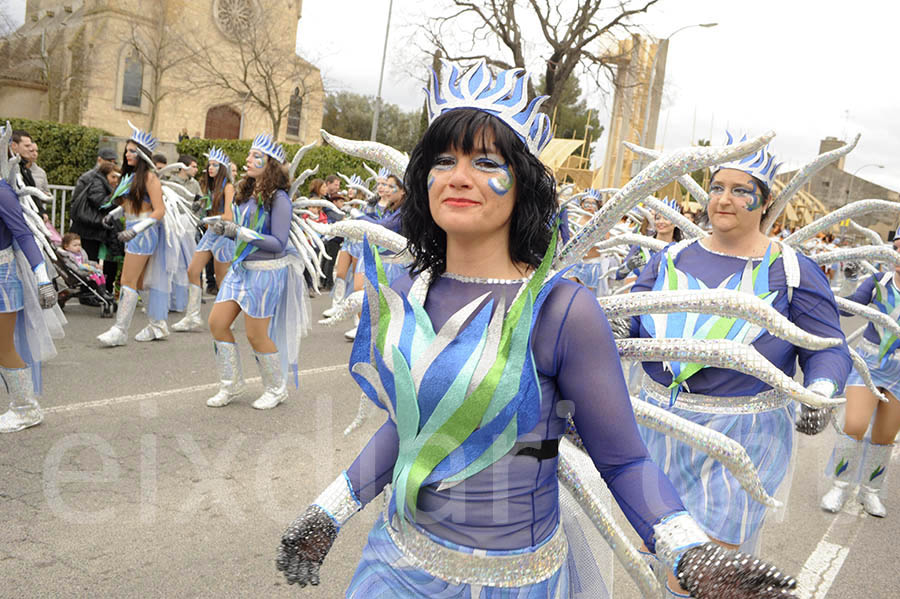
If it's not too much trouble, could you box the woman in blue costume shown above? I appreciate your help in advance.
[275,62,797,599]
[172,147,235,332]
[628,138,851,592]
[205,134,308,410]
[819,231,900,517]
[97,122,170,346]
[343,173,406,341]
[565,191,613,297]
[0,131,59,433]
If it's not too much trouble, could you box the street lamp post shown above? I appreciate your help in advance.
[847,163,885,203]
[370,0,395,142]
[636,23,717,173]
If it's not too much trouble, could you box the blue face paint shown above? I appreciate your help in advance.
[743,179,762,212]
[487,164,513,196]
[254,155,265,169]
[709,178,761,211]
[427,173,435,190]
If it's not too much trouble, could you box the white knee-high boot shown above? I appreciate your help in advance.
[98,286,139,347]
[322,277,347,318]
[0,366,42,433]
[252,351,287,409]
[821,433,863,513]
[172,284,203,332]
[859,441,893,517]
[207,341,246,407]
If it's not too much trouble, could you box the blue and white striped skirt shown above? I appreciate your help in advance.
[847,338,900,400]
[124,219,160,256]
[216,259,287,319]
[347,513,584,599]
[196,228,235,263]
[637,387,794,545]
[0,250,24,313]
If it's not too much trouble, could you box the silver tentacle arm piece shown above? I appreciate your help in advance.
[643,196,708,239]
[809,245,900,268]
[324,220,410,256]
[591,233,668,253]
[320,129,408,178]
[623,141,710,207]
[848,346,890,403]
[600,290,844,351]
[615,338,845,409]
[763,133,860,233]
[319,290,364,325]
[556,440,661,598]
[555,131,774,268]
[836,297,900,340]
[849,220,884,246]
[289,141,318,179]
[784,199,900,246]
[631,396,782,507]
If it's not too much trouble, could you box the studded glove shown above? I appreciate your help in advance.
[276,505,338,587]
[215,220,240,239]
[117,228,136,242]
[796,404,833,435]
[102,206,124,229]
[677,543,797,598]
[38,283,57,309]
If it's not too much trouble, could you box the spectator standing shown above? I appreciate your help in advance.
[8,130,37,190]
[27,142,51,197]
[161,154,202,197]
[152,154,167,170]
[319,175,344,289]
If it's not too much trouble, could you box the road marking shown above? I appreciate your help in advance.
[45,364,348,414]
[796,503,866,599]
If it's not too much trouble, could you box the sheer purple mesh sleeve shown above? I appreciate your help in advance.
[247,190,291,253]
[346,418,399,507]
[535,282,686,550]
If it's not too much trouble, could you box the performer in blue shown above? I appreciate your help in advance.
[205,134,309,410]
[628,135,851,591]
[172,147,235,332]
[97,122,170,346]
[820,231,900,517]
[275,62,797,599]
[0,128,59,433]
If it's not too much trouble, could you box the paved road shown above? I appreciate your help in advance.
[1,295,896,598]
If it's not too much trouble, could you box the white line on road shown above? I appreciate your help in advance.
[796,503,866,599]
[45,363,348,414]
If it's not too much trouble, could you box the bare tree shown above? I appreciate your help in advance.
[0,0,18,38]
[187,1,320,138]
[421,0,660,114]
[120,0,203,130]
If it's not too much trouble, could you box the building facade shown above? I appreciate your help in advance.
[0,0,324,146]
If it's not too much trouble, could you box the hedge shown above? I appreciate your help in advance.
[1,117,110,186]
[177,138,380,187]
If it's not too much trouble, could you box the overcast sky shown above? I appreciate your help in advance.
[6,0,899,192]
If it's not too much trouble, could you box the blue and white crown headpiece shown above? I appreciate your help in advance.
[205,146,231,167]
[579,188,602,207]
[659,197,681,213]
[250,133,286,164]
[711,131,781,190]
[424,59,553,156]
[349,174,364,187]
[377,167,390,181]
[127,120,158,152]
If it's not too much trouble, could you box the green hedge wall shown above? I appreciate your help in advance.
[1,117,110,186]
[176,138,380,185]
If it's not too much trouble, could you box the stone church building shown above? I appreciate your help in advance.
[0,0,324,145]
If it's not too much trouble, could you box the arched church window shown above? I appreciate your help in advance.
[122,48,144,108]
[286,87,302,137]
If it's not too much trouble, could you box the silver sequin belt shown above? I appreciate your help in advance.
[641,373,791,414]
[0,247,14,265]
[384,511,568,587]
[241,255,292,270]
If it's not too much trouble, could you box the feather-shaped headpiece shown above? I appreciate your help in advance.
[659,197,681,213]
[250,133,286,164]
[711,131,781,190]
[205,146,231,168]
[424,59,553,156]
[126,120,158,168]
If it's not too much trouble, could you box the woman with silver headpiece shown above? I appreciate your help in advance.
[171,147,235,332]
[819,230,900,517]
[0,129,59,433]
[97,122,171,347]
[627,134,851,593]
[275,63,797,599]
[204,135,309,410]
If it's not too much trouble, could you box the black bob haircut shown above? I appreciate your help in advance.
[401,108,557,277]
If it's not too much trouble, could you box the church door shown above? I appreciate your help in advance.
[204,105,241,139]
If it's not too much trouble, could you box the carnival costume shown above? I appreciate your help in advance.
[0,124,65,433]
[277,61,800,599]
[820,264,900,517]
[206,134,316,410]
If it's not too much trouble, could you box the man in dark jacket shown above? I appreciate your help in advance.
[69,148,120,292]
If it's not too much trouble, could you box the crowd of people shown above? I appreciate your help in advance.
[1,57,898,599]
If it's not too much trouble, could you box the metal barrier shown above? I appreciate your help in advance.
[48,184,75,234]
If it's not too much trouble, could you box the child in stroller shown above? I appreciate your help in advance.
[55,233,116,317]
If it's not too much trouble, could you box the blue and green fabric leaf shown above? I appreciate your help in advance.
[872,276,900,365]
[231,196,266,266]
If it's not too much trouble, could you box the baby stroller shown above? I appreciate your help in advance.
[51,251,117,318]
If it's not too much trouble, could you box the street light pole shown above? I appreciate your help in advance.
[370,0,395,142]
[847,163,884,203]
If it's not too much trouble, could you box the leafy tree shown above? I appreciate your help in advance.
[322,92,420,153]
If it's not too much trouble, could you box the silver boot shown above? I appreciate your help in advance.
[172,284,203,332]
[322,278,347,318]
[98,286,139,347]
[251,351,287,410]
[821,433,863,513]
[858,441,892,517]
[135,319,170,342]
[0,366,43,433]
[343,393,371,436]
[207,341,246,407]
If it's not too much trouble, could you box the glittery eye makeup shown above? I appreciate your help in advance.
[427,174,435,190]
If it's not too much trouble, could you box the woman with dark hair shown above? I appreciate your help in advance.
[627,136,851,592]
[97,123,170,346]
[819,231,900,517]
[275,62,797,598]
[204,134,308,410]
[172,147,235,332]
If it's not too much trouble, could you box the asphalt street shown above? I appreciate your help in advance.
[1,293,897,598]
